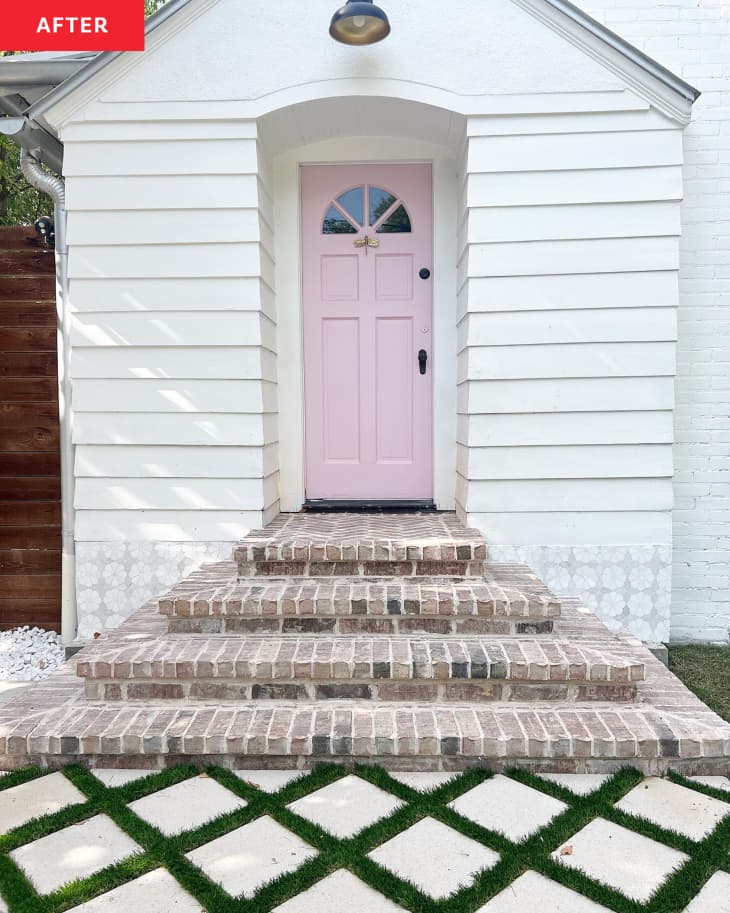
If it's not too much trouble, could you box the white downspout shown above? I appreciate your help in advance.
[19,149,76,646]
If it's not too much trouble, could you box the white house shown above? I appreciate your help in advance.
[1,0,723,647]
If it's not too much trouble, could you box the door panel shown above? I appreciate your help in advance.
[376,317,414,463]
[322,318,360,463]
[302,163,433,501]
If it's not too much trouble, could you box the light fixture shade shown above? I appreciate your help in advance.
[330,0,391,45]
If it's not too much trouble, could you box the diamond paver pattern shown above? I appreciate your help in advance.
[1,767,730,913]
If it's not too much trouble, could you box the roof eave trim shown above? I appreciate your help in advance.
[545,0,699,103]
[25,0,197,122]
[512,0,699,124]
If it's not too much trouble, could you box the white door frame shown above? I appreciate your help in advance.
[273,136,458,512]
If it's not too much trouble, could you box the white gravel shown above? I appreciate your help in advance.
[0,627,65,681]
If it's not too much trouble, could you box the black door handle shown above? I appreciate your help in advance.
[418,349,428,375]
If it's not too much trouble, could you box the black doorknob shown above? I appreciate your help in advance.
[419,268,431,280]
[418,349,428,375]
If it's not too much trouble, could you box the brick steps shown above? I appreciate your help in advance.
[77,635,645,705]
[7,512,727,773]
[235,512,487,578]
[158,564,561,637]
[16,700,729,769]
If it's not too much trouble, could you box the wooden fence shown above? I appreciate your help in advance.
[0,226,61,631]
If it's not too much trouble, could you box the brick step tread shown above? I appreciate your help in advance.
[159,562,560,617]
[76,636,645,684]
[167,615,556,636]
[86,678,637,704]
[18,702,728,762]
[234,511,487,563]
[159,571,560,621]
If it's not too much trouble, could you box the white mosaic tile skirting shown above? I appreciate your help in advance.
[75,541,235,640]
[489,544,672,643]
[76,540,672,644]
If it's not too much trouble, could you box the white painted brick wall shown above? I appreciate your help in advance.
[581,0,730,643]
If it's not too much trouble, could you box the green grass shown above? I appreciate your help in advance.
[0,764,728,913]
[669,644,730,723]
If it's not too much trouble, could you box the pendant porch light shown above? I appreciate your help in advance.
[329,0,391,45]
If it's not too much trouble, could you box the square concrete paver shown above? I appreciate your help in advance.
[552,817,689,903]
[92,770,157,788]
[389,772,457,792]
[186,815,316,898]
[615,777,730,841]
[235,771,304,793]
[690,776,730,793]
[287,775,402,838]
[476,870,612,912]
[129,775,246,836]
[450,775,567,842]
[66,868,204,912]
[0,772,87,833]
[539,774,610,796]
[10,814,142,895]
[684,871,730,913]
[369,816,499,899]
[273,869,407,912]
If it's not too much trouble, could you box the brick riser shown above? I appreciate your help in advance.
[167,616,556,636]
[85,680,637,703]
[237,559,487,577]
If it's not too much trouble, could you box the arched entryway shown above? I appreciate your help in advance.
[257,96,465,512]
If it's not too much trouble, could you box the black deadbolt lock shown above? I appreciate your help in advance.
[419,268,431,280]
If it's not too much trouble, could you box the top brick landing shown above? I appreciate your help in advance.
[235,512,488,578]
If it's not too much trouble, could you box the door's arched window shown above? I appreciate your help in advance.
[322,184,412,234]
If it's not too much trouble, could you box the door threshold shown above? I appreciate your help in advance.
[303,500,436,512]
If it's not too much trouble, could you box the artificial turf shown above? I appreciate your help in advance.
[0,763,728,913]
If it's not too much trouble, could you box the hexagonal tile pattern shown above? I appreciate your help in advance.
[389,772,457,792]
[91,770,156,788]
[684,871,730,913]
[10,814,142,895]
[0,772,87,834]
[185,815,316,898]
[538,774,610,796]
[368,816,499,899]
[476,870,612,912]
[615,778,730,841]
[129,775,246,836]
[235,771,304,793]
[450,775,567,842]
[272,869,408,912]
[551,817,689,903]
[66,868,204,912]
[287,775,402,838]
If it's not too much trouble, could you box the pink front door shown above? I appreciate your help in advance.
[302,163,433,502]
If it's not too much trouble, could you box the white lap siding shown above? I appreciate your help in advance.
[63,120,275,635]
[458,105,682,640]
